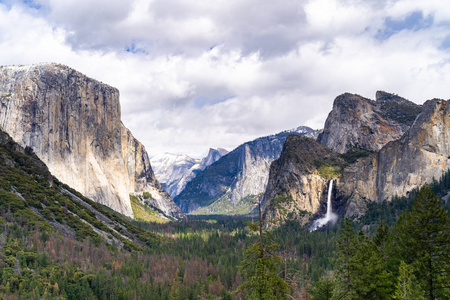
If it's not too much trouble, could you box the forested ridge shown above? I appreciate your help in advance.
[0,126,449,299]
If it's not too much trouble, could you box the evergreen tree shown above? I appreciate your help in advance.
[352,231,393,299]
[389,184,450,300]
[373,220,389,260]
[332,218,357,300]
[310,273,336,300]
[393,261,426,300]
[333,219,394,299]
[235,196,289,300]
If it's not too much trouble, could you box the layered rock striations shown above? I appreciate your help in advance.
[339,99,450,216]
[263,92,449,221]
[262,135,344,223]
[150,148,228,198]
[0,63,182,218]
[174,127,317,214]
[318,91,421,153]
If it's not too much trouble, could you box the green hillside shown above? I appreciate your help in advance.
[0,127,448,299]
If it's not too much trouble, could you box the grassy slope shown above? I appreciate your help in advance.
[0,129,158,250]
[190,195,258,216]
[129,195,169,223]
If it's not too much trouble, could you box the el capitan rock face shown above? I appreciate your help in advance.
[317,92,421,153]
[0,63,182,218]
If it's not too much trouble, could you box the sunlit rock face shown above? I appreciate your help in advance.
[0,63,182,218]
[262,135,344,223]
[338,99,450,216]
[318,91,421,153]
[175,127,318,214]
[262,92,449,221]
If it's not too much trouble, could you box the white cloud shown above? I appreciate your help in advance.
[2,0,450,158]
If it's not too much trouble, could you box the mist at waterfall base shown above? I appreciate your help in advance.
[310,179,338,231]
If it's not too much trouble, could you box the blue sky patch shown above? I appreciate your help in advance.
[376,11,433,40]
[192,95,235,108]
[125,43,148,55]
[440,35,450,50]
[22,0,41,10]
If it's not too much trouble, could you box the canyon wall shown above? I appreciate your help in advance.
[0,63,182,218]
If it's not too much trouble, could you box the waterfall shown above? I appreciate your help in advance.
[310,179,338,231]
[326,179,333,220]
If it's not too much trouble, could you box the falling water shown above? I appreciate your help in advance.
[325,179,333,220]
[310,179,338,231]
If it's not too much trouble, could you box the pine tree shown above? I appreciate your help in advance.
[332,218,357,300]
[373,220,389,260]
[393,261,426,300]
[310,273,336,300]
[333,219,394,299]
[389,184,450,300]
[351,231,393,299]
[235,196,289,300]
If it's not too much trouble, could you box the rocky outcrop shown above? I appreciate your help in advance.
[338,99,450,216]
[200,148,229,169]
[261,92,446,221]
[0,63,182,218]
[262,135,344,222]
[318,92,421,153]
[174,127,317,213]
[150,148,228,198]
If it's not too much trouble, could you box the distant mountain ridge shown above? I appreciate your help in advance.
[174,126,318,214]
[151,148,228,198]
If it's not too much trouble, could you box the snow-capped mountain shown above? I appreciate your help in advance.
[174,126,318,214]
[151,148,228,198]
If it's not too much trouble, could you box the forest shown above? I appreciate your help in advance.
[0,127,449,299]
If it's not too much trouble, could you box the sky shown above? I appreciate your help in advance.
[1,0,450,158]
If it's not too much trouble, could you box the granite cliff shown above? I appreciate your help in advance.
[150,148,228,198]
[262,135,344,223]
[174,127,318,214]
[263,92,448,222]
[317,91,421,153]
[338,98,450,216]
[0,63,182,218]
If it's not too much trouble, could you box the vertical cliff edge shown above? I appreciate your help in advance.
[0,63,183,218]
[338,98,450,216]
[262,135,344,223]
[317,91,421,153]
[262,92,448,222]
[174,127,318,214]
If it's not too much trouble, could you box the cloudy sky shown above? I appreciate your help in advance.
[1,0,450,157]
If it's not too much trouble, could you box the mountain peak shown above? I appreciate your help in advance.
[151,148,228,198]
[318,92,421,153]
[376,90,408,102]
[174,127,318,214]
[0,63,182,218]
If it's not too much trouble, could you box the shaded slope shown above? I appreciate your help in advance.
[262,135,345,223]
[0,128,158,250]
[174,127,317,214]
[151,148,228,198]
[0,63,182,218]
